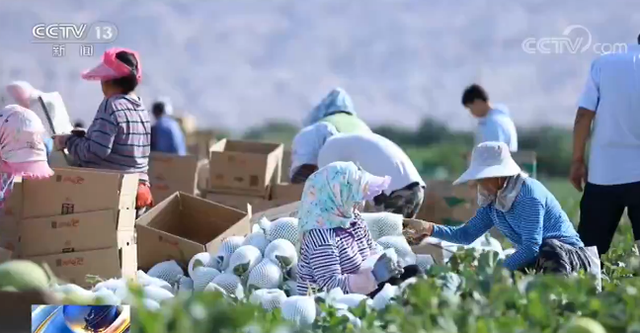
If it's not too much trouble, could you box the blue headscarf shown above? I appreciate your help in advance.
[303,88,356,126]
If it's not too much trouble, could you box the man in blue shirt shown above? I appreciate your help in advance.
[150,98,187,155]
[571,35,640,257]
[461,84,518,152]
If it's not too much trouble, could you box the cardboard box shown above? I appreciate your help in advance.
[148,152,199,204]
[250,201,300,224]
[196,159,209,193]
[135,192,251,270]
[0,225,20,258]
[411,242,446,264]
[513,151,537,178]
[1,177,23,228]
[416,180,477,226]
[209,139,283,196]
[205,192,267,213]
[26,231,137,287]
[22,167,139,219]
[271,183,304,202]
[281,150,291,183]
[20,209,135,257]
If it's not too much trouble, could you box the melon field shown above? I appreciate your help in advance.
[132,179,640,333]
[2,179,639,333]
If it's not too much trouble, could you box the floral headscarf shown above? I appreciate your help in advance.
[303,87,356,127]
[297,161,390,232]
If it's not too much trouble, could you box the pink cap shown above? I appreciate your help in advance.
[0,105,54,179]
[81,47,142,82]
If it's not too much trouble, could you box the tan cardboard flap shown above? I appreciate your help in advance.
[20,210,121,257]
[271,183,304,202]
[27,247,122,287]
[281,150,291,183]
[250,201,300,224]
[22,167,139,219]
[205,193,267,213]
[209,139,283,195]
[135,192,251,270]
[149,152,199,204]
[411,242,445,264]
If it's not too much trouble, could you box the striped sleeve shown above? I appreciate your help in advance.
[305,230,350,293]
[66,100,118,164]
[503,196,544,270]
[431,206,494,245]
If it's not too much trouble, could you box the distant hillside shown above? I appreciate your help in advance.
[0,0,636,132]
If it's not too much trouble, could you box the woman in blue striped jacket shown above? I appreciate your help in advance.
[416,142,598,274]
[296,161,420,296]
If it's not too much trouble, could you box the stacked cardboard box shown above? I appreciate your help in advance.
[136,192,251,270]
[148,152,199,204]
[0,177,23,260]
[19,168,138,287]
[204,139,290,214]
[416,180,478,227]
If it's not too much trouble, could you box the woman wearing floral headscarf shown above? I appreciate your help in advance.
[0,104,55,207]
[296,161,421,296]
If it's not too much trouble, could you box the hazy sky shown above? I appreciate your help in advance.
[0,0,637,133]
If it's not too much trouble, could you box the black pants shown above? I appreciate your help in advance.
[367,265,423,298]
[373,182,425,218]
[518,239,593,275]
[577,181,640,256]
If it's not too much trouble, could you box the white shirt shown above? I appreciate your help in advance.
[289,122,339,179]
[475,104,518,152]
[317,132,425,194]
[578,44,640,185]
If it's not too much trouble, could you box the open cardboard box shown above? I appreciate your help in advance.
[148,152,199,203]
[22,167,138,219]
[135,192,251,270]
[249,201,300,225]
[209,139,283,197]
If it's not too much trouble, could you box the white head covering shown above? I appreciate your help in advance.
[1,81,43,108]
[453,141,521,185]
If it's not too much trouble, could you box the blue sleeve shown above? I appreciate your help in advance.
[577,60,600,112]
[43,137,53,157]
[431,206,495,245]
[150,125,158,151]
[171,123,187,156]
[503,196,544,270]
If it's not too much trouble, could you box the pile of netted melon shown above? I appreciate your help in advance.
[0,212,505,327]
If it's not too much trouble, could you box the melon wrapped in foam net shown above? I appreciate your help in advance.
[259,217,300,246]
[361,212,404,240]
[215,236,246,271]
[247,258,284,291]
[226,245,263,276]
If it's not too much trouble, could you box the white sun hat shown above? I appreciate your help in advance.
[453,142,521,185]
